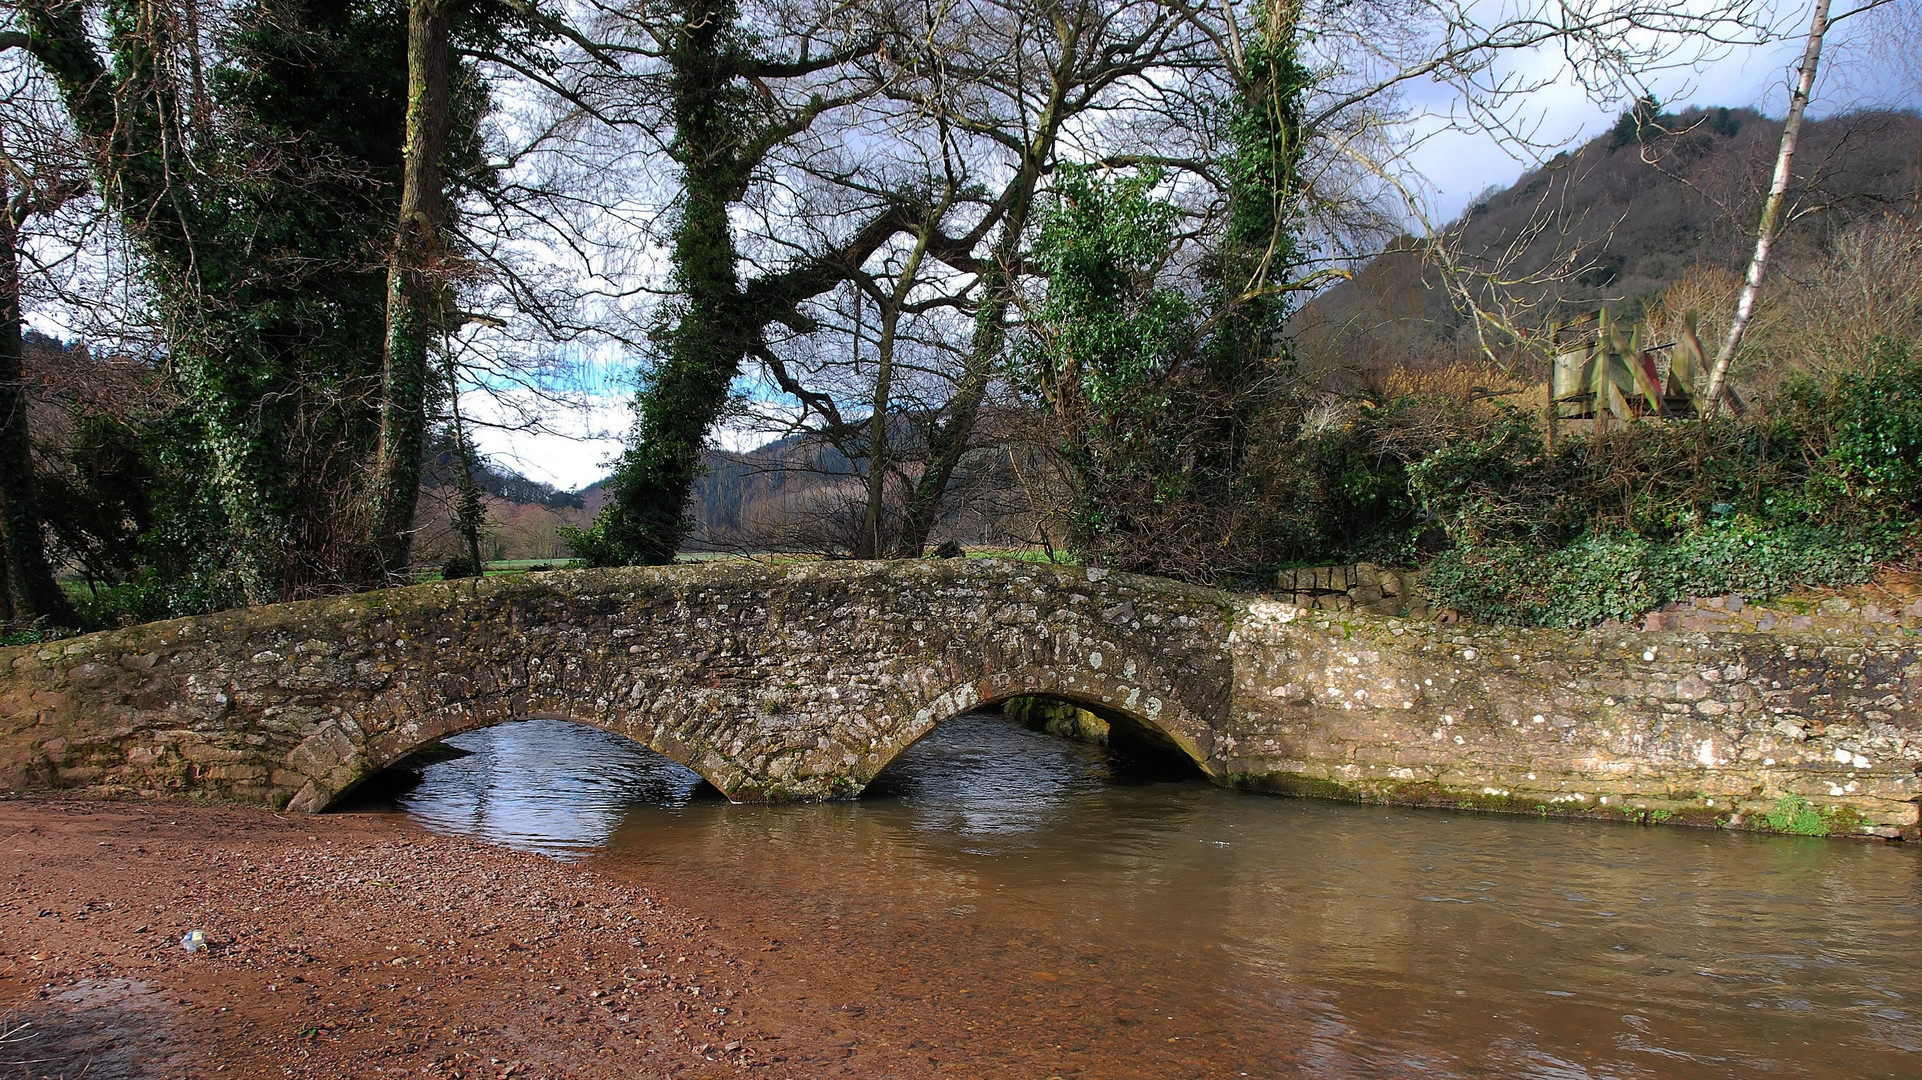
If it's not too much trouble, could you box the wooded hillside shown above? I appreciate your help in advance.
[1294,107,1922,383]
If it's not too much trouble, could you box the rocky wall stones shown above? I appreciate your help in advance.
[1271,563,1428,618]
[2,560,1917,837]
[0,561,1233,812]
[1222,602,1922,836]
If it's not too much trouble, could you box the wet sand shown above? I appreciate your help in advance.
[0,796,776,1080]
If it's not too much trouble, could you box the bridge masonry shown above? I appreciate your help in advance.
[2,560,1918,837]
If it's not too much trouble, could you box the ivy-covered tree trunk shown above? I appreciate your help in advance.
[1174,0,1307,572]
[18,0,417,605]
[19,0,294,603]
[367,0,453,583]
[1217,0,1306,353]
[0,170,73,625]
[570,2,899,566]
[578,0,757,566]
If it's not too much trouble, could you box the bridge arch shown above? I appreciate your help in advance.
[278,562,1236,810]
[3,560,1242,813]
[852,669,1220,795]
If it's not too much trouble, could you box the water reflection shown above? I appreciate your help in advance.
[386,718,708,854]
[374,711,1922,1079]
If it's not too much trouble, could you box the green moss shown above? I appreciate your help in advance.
[1759,795,1862,836]
[1822,803,1865,835]
[1226,772,1359,801]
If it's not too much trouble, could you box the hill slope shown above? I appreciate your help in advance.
[1293,107,1922,375]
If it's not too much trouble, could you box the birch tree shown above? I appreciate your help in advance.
[1701,0,1901,414]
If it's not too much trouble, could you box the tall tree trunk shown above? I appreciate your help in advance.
[1701,0,1830,416]
[368,0,452,583]
[888,259,1011,557]
[585,0,752,566]
[890,21,1081,558]
[0,171,75,626]
[855,229,932,559]
[890,185,1043,557]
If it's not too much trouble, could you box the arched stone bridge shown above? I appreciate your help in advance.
[3,560,1919,836]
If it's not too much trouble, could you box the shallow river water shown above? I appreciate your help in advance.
[373,712,1922,1079]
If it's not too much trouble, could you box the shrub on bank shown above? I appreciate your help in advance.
[1403,341,1922,626]
[1420,522,1902,627]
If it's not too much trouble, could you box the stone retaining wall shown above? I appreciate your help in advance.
[1224,603,1920,837]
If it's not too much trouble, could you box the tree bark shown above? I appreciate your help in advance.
[855,229,932,559]
[584,1,894,566]
[368,0,453,583]
[1701,0,1830,416]
[889,175,1041,557]
[889,19,1080,558]
[0,166,75,625]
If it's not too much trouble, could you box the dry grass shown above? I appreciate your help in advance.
[1642,217,1922,403]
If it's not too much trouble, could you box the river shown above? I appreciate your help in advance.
[365,712,1922,1079]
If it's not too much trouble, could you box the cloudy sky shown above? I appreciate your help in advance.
[1405,2,1917,226]
[472,2,1921,492]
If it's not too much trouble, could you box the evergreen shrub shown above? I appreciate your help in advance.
[1404,342,1920,626]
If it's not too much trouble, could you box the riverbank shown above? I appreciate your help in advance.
[0,796,774,1079]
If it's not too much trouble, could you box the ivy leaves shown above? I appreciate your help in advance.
[1028,165,1195,417]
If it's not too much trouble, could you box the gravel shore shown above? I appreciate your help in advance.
[0,796,780,1079]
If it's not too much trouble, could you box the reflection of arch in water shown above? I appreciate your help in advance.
[340,714,713,806]
[294,686,752,813]
[335,717,713,851]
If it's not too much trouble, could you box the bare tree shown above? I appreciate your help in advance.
[1701,0,1903,413]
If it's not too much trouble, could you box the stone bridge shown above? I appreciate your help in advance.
[3,560,1919,837]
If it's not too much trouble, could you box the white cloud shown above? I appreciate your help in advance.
[462,389,632,491]
[461,387,792,490]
